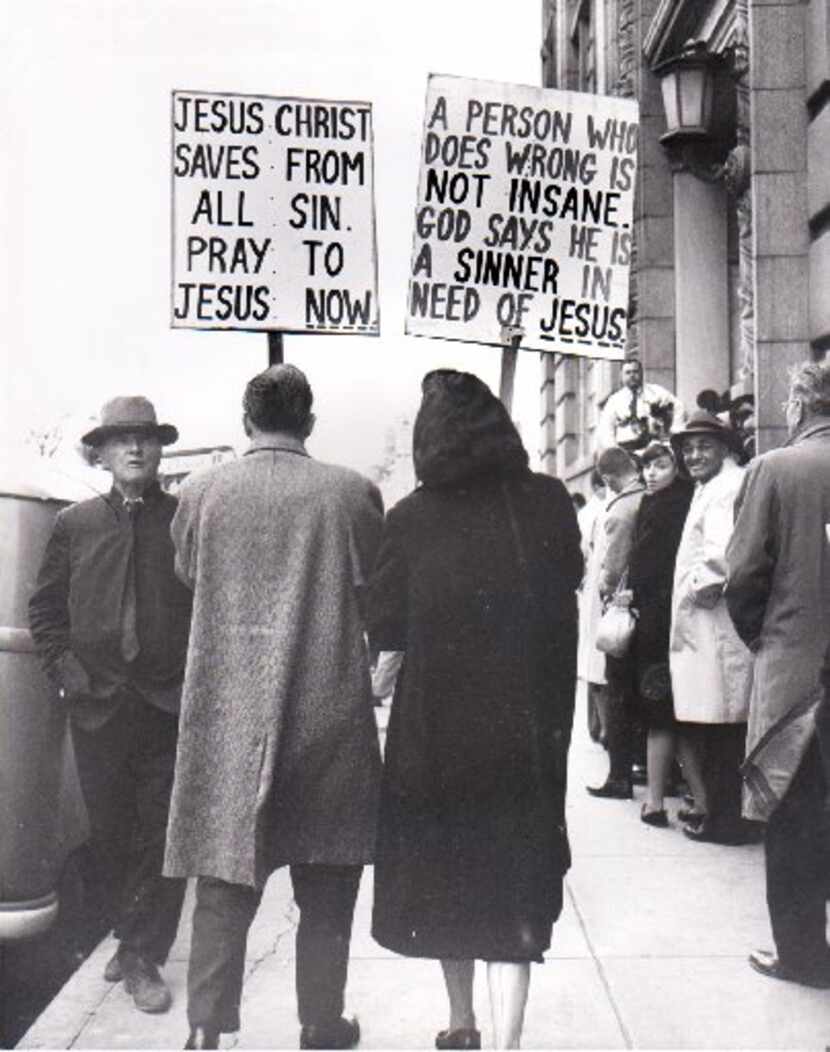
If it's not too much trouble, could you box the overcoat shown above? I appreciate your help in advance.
[725,421,830,819]
[670,458,752,724]
[577,496,609,686]
[163,444,383,888]
[368,459,582,961]
[628,475,693,717]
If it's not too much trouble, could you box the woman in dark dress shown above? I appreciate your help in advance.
[367,370,582,1050]
[627,441,697,825]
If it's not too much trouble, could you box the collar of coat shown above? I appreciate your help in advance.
[605,477,645,510]
[784,418,830,448]
[244,435,309,457]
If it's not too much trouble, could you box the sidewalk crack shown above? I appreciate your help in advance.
[565,880,634,1050]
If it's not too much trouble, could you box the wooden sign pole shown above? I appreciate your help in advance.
[267,331,284,366]
[498,326,523,413]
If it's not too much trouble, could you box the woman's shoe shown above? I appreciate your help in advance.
[677,807,706,827]
[640,804,669,827]
[435,1028,481,1050]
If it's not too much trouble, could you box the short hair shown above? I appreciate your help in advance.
[789,360,830,417]
[597,445,637,478]
[571,491,587,510]
[243,364,313,435]
[638,440,676,467]
[622,358,642,372]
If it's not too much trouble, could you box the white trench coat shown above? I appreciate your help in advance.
[670,458,753,724]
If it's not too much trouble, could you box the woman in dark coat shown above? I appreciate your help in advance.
[367,370,582,1050]
[627,441,696,825]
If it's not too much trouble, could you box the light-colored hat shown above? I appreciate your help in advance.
[81,396,178,448]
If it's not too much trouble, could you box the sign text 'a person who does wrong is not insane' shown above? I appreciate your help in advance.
[406,75,638,359]
[171,90,379,334]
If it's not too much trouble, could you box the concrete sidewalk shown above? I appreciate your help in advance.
[18,701,830,1049]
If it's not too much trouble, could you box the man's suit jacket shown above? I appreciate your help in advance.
[28,482,192,730]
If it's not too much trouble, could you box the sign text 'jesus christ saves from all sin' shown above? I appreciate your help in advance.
[171,90,379,335]
[406,75,638,359]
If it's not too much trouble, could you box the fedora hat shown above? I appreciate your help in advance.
[670,410,743,457]
[82,396,178,448]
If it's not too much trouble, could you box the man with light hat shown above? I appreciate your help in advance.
[29,396,191,1014]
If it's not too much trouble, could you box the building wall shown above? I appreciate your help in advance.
[540,0,830,482]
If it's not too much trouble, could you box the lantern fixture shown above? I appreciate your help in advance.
[654,40,720,145]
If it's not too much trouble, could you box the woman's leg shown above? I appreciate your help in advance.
[645,728,675,812]
[676,725,708,814]
[486,961,530,1049]
[440,959,476,1031]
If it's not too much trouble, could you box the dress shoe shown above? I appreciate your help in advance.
[683,819,759,846]
[300,1016,360,1050]
[586,778,633,799]
[748,948,830,989]
[103,949,123,982]
[640,804,669,827]
[120,952,172,1013]
[435,1028,481,1050]
[184,1026,220,1049]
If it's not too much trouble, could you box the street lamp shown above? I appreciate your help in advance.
[655,40,719,146]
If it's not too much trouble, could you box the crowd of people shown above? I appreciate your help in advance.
[25,356,830,1051]
[578,357,830,989]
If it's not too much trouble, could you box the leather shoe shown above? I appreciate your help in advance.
[300,1016,360,1049]
[683,819,760,845]
[677,806,706,827]
[184,1026,220,1049]
[586,778,632,799]
[103,949,123,983]
[435,1028,481,1049]
[120,952,172,1013]
[748,949,830,989]
[640,805,669,827]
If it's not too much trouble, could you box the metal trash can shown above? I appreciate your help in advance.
[0,460,103,939]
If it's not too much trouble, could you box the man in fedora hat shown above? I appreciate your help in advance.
[29,396,191,1013]
[667,411,756,844]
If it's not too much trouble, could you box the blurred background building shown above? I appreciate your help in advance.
[539,0,830,486]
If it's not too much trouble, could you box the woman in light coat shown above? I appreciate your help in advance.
[669,412,755,843]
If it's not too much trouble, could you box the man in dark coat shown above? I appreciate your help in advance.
[725,359,830,989]
[28,396,190,1013]
[166,365,383,1051]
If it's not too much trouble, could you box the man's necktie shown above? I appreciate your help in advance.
[120,501,141,663]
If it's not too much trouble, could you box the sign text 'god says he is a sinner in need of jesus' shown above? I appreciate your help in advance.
[171,90,379,334]
[406,75,638,359]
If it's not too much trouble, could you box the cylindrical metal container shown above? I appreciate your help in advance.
[0,460,103,939]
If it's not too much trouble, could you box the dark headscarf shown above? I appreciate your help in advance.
[412,369,529,488]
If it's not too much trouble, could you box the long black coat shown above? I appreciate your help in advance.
[627,476,692,721]
[368,469,582,961]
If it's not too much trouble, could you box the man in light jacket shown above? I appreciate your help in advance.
[165,365,384,1049]
[586,446,645,799]
[669,412,755,845]
[725,360,830,989]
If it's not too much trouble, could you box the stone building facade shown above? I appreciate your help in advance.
[539,0,830,485]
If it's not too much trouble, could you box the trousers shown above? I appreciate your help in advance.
[70,692,186,962]
[765,739,830,974]
[188,864,362,1033]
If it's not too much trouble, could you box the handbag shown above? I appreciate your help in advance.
[595,572,637,658]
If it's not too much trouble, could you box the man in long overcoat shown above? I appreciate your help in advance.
[164,364,383,1050]
[725,360,830,989]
